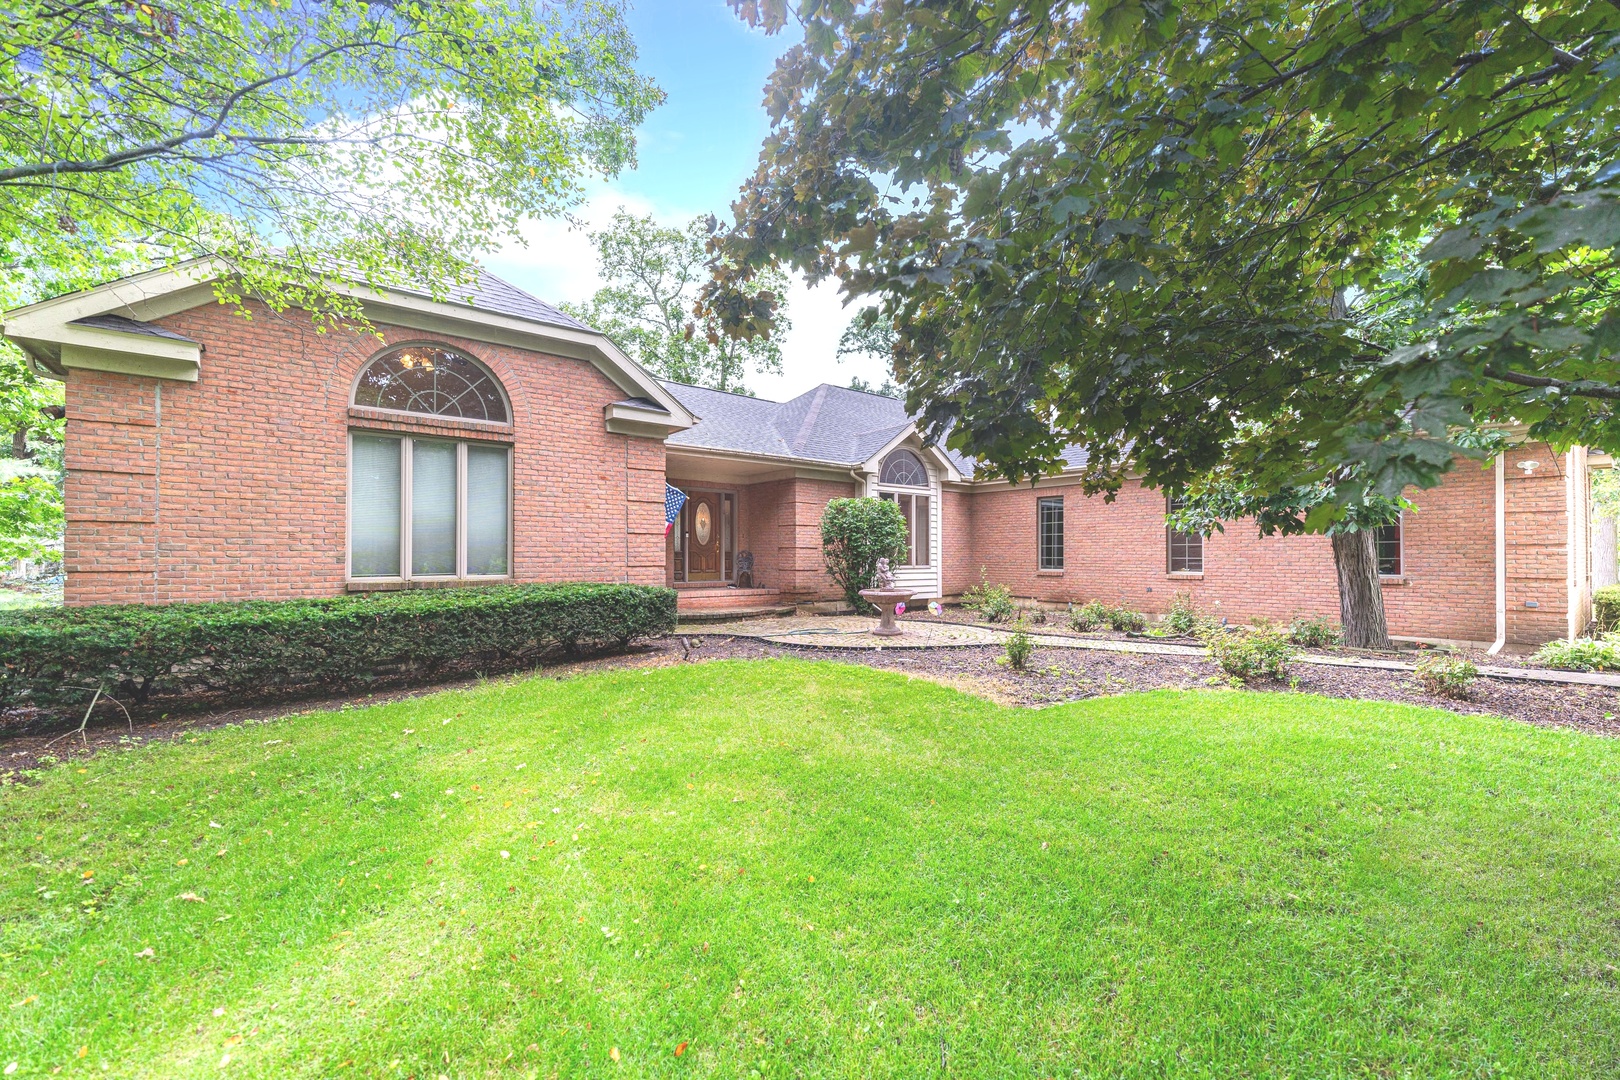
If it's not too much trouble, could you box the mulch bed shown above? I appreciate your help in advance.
[4,631,1615,783]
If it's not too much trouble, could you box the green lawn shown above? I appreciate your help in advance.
[3,660,1619,1078]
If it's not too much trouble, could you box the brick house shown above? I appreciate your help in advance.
[2,262,1600,649]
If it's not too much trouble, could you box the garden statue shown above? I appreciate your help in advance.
[858,557,914,637]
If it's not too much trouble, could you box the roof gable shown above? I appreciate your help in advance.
[1,259,691,428]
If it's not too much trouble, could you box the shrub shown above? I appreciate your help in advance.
[820,498,910,609]
[1596,585,1620,635]
[1106,605,1147,633]
[1201,623,1296,683]
[1413,654,1478,699]
[1532,636,1620,672]
[1287,615,1342,648]
[1163,592,1199,635]
[962,571,1017,623]
[0,583,675,717]
[1068,599,1110,632]
[1004,616,1034,670]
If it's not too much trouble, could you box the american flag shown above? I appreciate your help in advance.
[664,484,688,537]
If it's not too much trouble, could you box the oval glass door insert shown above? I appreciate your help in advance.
[694,502,713,545]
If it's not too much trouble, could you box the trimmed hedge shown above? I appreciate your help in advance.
[0,583,675,717]
[1596,585,1620,634]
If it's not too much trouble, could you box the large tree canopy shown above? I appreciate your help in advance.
[1,0,660,310]
[565,209,790,394]
[707,0,1620,501]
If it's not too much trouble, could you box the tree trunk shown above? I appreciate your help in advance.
[1594,515,1618,591]
[1331,529,1392,649]
[10,426,27,459]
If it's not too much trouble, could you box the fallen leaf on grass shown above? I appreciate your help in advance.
[135,948,155,959]
[675,1041,688,1057]
[609,1047,621,1062]
[179,892,205,903]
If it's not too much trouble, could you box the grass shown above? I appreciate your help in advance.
[3,660,1620,1078]
[0,583,59,611]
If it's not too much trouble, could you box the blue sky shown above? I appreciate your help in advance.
[484,1,886,400]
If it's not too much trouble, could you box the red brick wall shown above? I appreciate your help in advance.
[62,300,665,605]
[946,458,1547,644]
[940,489,976,598]
[1503,444,1572,644]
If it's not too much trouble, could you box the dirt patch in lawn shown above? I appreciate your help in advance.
[4,631,1613,781]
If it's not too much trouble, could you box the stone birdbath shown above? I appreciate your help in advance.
[858,558,915,637]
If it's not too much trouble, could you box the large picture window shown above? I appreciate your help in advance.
[1166,496,1204,574]
[349,432,511,580]
[878,491,931,567]
[1038,496,1064,570]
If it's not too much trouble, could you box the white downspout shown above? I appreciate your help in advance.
[1488,452,1507,655]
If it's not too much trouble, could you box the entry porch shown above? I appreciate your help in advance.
[665,444,945,617]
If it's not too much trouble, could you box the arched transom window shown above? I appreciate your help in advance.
[879,448,928,487]
[354,344,508,423]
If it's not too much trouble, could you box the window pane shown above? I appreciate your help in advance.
[898,495,915,564]
[466,445,509,575]
[351,434,401,577]
[354,346,508,422]
[914,495,931,566]
[411,441,458,576]
[1167,496,1202,573]
[1376,521,1402,576]
[1039,497,1064,570]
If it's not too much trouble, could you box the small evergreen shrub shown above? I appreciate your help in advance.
[1163,592,1199,635]
[1201,624,1296,682]
[1596,585,1620,635]
[1413,654,1478,699]
[1004,616,1034,670]
[0,583,676,717]
[1287,615,1342,648]
[1532,636,1620,672]
[962,571,1017,623]
[820,497,910,609]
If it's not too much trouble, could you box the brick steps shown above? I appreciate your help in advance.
[676,586,783,612]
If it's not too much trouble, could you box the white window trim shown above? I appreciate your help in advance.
[347,431,514,583]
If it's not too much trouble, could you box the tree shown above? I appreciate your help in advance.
[847,376,900,398]
[705,0,1620,496]
[1,0,660,314]
[837,310,901,397]
[565,210,790,393]
[1170,478,1409,649]
[820,497,908,610]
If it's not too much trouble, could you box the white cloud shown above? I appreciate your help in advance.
[485,187,887,402]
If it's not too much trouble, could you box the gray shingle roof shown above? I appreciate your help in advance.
[71,313,196,342]
[396,270,591,332]
[663,379,1093,479]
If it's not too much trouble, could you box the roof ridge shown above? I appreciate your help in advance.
[787,385,830,455]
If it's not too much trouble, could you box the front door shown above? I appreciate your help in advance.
[686,492,722,581]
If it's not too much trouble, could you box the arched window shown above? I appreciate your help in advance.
[879,448,928,487]
[353,344,508,423]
